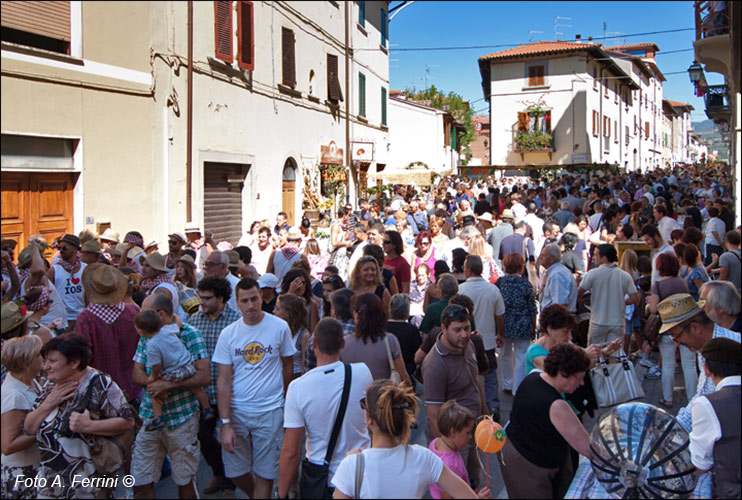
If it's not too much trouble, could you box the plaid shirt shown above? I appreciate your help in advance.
[75,304,141,402]
[186,305,241,405]
[134,323,208,429]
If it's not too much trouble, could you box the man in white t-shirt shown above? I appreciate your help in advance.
[640,224,676,287]
[214,278,296,499]
[250,227,274,276]
[277,318,373,498]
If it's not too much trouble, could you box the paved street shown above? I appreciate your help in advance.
[114,347,687,499]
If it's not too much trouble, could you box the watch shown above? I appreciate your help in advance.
[219,418,231,425]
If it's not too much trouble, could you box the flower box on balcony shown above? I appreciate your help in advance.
[514,132,554,160]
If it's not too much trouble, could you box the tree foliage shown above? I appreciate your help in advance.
[403,85,475,164]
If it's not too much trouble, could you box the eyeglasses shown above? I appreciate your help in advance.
[668,323,689,343]
[198,294,215,302]
[360,398,367,411]
[420,241,430,245]
[204,261,221,267]
[59,245,73,251]
[445,305,469,318]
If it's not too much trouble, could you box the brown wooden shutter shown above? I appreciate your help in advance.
[528,66,544,87]
[282,27,296,88]
[604,116,610,137]
[517,112,529,133]
[327,54,343,101]
[214,1,233,63]
[237,1,254,70]
[535,66,544,86]
[1,1,70,41]
[614,120,618,143]
[592,111,596,135]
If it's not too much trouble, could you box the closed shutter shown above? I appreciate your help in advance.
[214,1,233,63]
[614,120,618,143]
[592,111,597,135]
[1,1,70,41]
[358,72,366,117]
[358,0,365,27]
[528,65,544,86]
[282,27,296,88]
[380,8,387,47]
[237,1,254,70]
[634,115,638,134]
[204,163,245,245]
[381,87,387,126]
[327,54,343,101]
[517,112,529,133]
[645,122,650,140]
[603,116,610,137]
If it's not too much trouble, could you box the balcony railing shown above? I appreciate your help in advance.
[704,84,731,123]
[695,1,729,40]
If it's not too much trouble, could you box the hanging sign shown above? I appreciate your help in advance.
[320,141,344,164]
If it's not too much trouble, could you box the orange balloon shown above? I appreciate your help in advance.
[475,418,507,453]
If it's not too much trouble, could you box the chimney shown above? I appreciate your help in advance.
[588,36,593,42]
[576,34,582,42]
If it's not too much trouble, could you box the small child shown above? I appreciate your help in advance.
[429,400,491,499]
[134,310,213,431]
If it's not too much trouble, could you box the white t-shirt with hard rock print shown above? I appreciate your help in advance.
[212,312,296,412]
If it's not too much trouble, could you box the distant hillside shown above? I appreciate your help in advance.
[693,119,729,161]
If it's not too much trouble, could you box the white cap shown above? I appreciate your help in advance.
[258,273,279,289]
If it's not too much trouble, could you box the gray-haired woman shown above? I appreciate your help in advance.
[386,294,422,386]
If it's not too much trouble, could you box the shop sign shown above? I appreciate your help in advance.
[352,141,374,162]
[320,141,344,164]
[321,167,348,181]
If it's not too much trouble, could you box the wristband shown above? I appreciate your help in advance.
[219,418,231,425]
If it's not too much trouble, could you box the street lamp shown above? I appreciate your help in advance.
[687,60,703,84]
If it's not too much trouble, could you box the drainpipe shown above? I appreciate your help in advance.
[186,0,194,221]
[599,65,603,163]
[344,1,352,204]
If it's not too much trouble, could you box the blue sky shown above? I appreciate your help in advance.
[388,1,718,122]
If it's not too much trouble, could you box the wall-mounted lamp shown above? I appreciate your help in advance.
[687,60,703,84]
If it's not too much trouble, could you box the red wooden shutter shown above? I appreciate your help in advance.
[327,54,343,101]
[214,1,233,63]
[645,122,650,139]
[282,27,296,88]
[517,112,529,133]
[592,111,597,135]
[237,1,254,70]
[1,1,70,41]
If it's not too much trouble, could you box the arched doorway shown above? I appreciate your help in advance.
[282,158,297,226]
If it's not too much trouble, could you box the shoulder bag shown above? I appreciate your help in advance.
[590,348,645,407]
[383,335,403,385]
[299,363,352,499]
[77,373,141,476]
[641,279,668,346]
[354,450,365,499]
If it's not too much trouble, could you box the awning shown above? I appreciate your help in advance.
[367,169,435,185]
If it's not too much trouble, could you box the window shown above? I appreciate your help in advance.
[527,65,545,87]
[634,115,638,135]
[237,1,254,70]
[614,84,619,103]
[614,120,618,143]
[214,1,233,63]
[327,54,343,101]
[592,110,599,136]
[603,116,610,137]
[604,78,609,97]
[381,87,387,126]
[380,8,387,48]
[593,67,598,90]
[358,0,365,28]
[358,72,366,117]
[645,121,650,140]
[281,27,296,88]
[644,92,648,109]
[517,110,551,134]
[625,125,630,146]
[1,0,71,54]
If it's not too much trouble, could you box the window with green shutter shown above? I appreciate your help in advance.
[380,8,387,47]
[452,127,457,150]
[381,87,387,125]
[358,0,365,27]
[359,73,366,117]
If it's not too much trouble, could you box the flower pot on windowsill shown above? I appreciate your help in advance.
[513,132,553,152]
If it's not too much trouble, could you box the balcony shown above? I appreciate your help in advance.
[693,1,731,78]
[704,84,731,124]
[513,132,554,160]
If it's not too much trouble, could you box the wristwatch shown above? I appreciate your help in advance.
[219,418,231,425]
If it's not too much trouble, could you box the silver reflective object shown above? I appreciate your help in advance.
[589,402,699,499]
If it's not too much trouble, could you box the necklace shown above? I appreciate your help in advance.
[439,437,457,453]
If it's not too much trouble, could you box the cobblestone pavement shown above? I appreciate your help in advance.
[114,348,687,499]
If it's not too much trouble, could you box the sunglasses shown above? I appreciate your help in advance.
[445,305,469,318]
[169,240,180,245]
[59,245,73,251]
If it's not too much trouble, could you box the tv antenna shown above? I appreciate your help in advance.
[605,31,626,45]
[529,30,543,42]
[420,64,438,91]
[554,16,572,40]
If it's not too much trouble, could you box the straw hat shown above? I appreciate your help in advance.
[178,254,196,268]
[184,222,201,234]
[82,263,127,305]
[78,228,97,245]
[225,250,241,269]
[114,242,144,257]
[478,212,493,224]
[1,302,28,334]
[81,240,102,254]
[168,232,187,245]
[500,209,514,220]
[100,228,120,243]
[143,252,169,272]
[657,293,705,334]
[286,227,303,241]
[144,240,159,251]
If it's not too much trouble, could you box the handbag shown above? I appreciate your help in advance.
[641,279,668,345]
[77,373,141,476]
[590,348,645,407]
[299,363,352,499]
[383,335,403,384]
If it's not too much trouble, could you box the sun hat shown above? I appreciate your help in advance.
[500,209,514,220]
[657,293,706,334]
[168,232,187,245]
[60,234,81,249]
[184,222,201,234]
[286,227,303,241]
[78,228,97,245]
[143,240,158,251]
[479,212,493,224]
[100,228,120,243]
[16,247,36,268]
[177,254,196,268]
[81,263,127,305]
[225,250,241,269]
[81,240,103,254]
[258,273,279,289]
[1,238,18,250]
[143,252,169,273]
[114,242,144,257]
[1,302,28,334]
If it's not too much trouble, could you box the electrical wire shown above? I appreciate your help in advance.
[387,27,695,52]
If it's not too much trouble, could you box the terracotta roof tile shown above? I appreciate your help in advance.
[479,40,599,61]
[605,43,660,52]
[666,100,695,110]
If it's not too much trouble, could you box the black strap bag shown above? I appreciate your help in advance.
[299,363,352,499]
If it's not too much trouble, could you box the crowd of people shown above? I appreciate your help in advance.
[0,161,740,499]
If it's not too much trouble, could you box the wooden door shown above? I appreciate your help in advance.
[1,172,75,253]
[282,180,295,226]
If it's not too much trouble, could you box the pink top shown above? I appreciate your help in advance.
[428,438,469,499]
